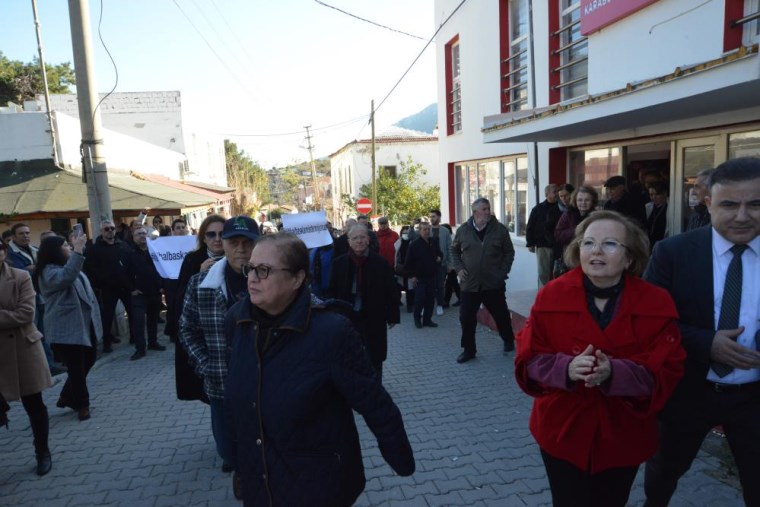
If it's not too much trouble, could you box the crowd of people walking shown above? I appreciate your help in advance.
[1,156,758,507]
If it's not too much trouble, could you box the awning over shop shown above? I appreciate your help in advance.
[483,47,760,144]
[0,161,216,220]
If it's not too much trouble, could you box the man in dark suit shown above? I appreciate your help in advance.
[643,157,760,506]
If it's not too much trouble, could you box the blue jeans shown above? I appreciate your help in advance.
[210,398,236,469]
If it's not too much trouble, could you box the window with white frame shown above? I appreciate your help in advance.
[454,156,529,236]
[555,0,587,102]
[505,0,529,111]
[744,0,760,45]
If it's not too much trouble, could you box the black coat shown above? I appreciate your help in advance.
[327,252,400,364]
[404,237,442,278]
[603,191,647,227]
[170,248,210,403]
[525,199,558,248]
[83,237,132,293]
[125,244,163,297]
[224,288,415,507]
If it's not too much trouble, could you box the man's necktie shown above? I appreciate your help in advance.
[711,244,748,378]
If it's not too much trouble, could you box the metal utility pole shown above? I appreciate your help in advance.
[370,100,376,215]
[304,125,320,210]
[68,0,113,232]
[31,0,59,166]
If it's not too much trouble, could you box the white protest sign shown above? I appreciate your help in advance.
[146,235,197,279]
[280,211,333,249]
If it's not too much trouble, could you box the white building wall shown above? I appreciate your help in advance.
[587,1,727,94]
[0,113,53,162]
[330,139,439,222]
[54,112,187,177]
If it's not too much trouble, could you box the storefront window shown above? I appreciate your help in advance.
[568,147,621,206]
[453,155,528,235]
[729,130,760,159]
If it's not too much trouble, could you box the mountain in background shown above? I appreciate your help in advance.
[394,103,437,134]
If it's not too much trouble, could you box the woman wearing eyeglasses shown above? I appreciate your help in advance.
[168,214,225,404]
[225,232,414,506]
[515,211,685,507]
[552,185,599,278]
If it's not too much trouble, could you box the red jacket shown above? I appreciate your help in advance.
[376,228,399,268]
[515,267,685,473]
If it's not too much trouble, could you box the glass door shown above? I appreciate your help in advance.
[673,137,722,234]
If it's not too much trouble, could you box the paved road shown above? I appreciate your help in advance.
[0,300,743,506]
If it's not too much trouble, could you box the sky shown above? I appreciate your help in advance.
[0,0,438,168]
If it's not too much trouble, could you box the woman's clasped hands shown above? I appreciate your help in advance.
[568,344,611,388]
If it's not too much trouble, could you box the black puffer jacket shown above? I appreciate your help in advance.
[224,288,415,507]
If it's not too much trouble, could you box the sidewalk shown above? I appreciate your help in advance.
[0,298,743,506]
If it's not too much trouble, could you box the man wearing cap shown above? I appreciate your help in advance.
[603,175,647,227]
[179,215,259,473]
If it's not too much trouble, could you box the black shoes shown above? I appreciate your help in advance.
[36,451,52,476]
[414,319,423,329]
[457,351,476,363]
[232,471,243,500]
[423,321,438,328]
[503,341,515,354]
[130,351,146,361]
[56,396,70,409]
[102,345,113,354]
[147,342,166,351]
[111,337,121,344]
[78,408,91,421]
[453,300,461,307]
[222,463,233,473]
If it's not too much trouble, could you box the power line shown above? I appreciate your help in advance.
[188,0,250,73]
[223,114,369,138]
[313,0,427,40]
[375,0,468,114]
[209,0,259,69]
[171,0,260,105]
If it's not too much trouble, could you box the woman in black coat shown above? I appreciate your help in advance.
[225,233,414,507]
[328,224,400,383]
[169,214,226,402]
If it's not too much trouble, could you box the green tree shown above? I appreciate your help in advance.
[359,157,440,224]
[0,52,75,105]
[224,140,270,216]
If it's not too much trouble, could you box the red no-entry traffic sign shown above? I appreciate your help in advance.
[356,198,372,214]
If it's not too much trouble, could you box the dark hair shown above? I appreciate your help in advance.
[255,232,310,286]
[571,185,599,209]
[563,210,650,277]
[36,235,68,273]
[558,183,575,194]
[11,223,29,234]
[441,223,453,233]
[472,197,490,208]
[159,225,172,237]
[429,209,441,217]
[648,180,669,196]
[2,230,12,241]
[153,215,163,223]
[172,218,187,230]
[195,214,226,251]
[708,157,760,189]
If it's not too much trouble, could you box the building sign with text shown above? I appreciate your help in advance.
[580,0,660,35]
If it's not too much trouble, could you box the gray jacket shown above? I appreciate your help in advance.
[450,216,515,292]
[433,225,452,267]
[38,252,102,347]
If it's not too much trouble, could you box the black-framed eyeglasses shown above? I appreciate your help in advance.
[205,231,223,239]
[102,227,116,232]
[242,263,291,280]
[578,238,627,254]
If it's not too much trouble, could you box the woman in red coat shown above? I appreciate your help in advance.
[515,210,685,507]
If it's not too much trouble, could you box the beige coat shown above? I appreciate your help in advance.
[0,263,52,400]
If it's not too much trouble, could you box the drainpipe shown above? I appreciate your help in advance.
[528,0,540,206]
